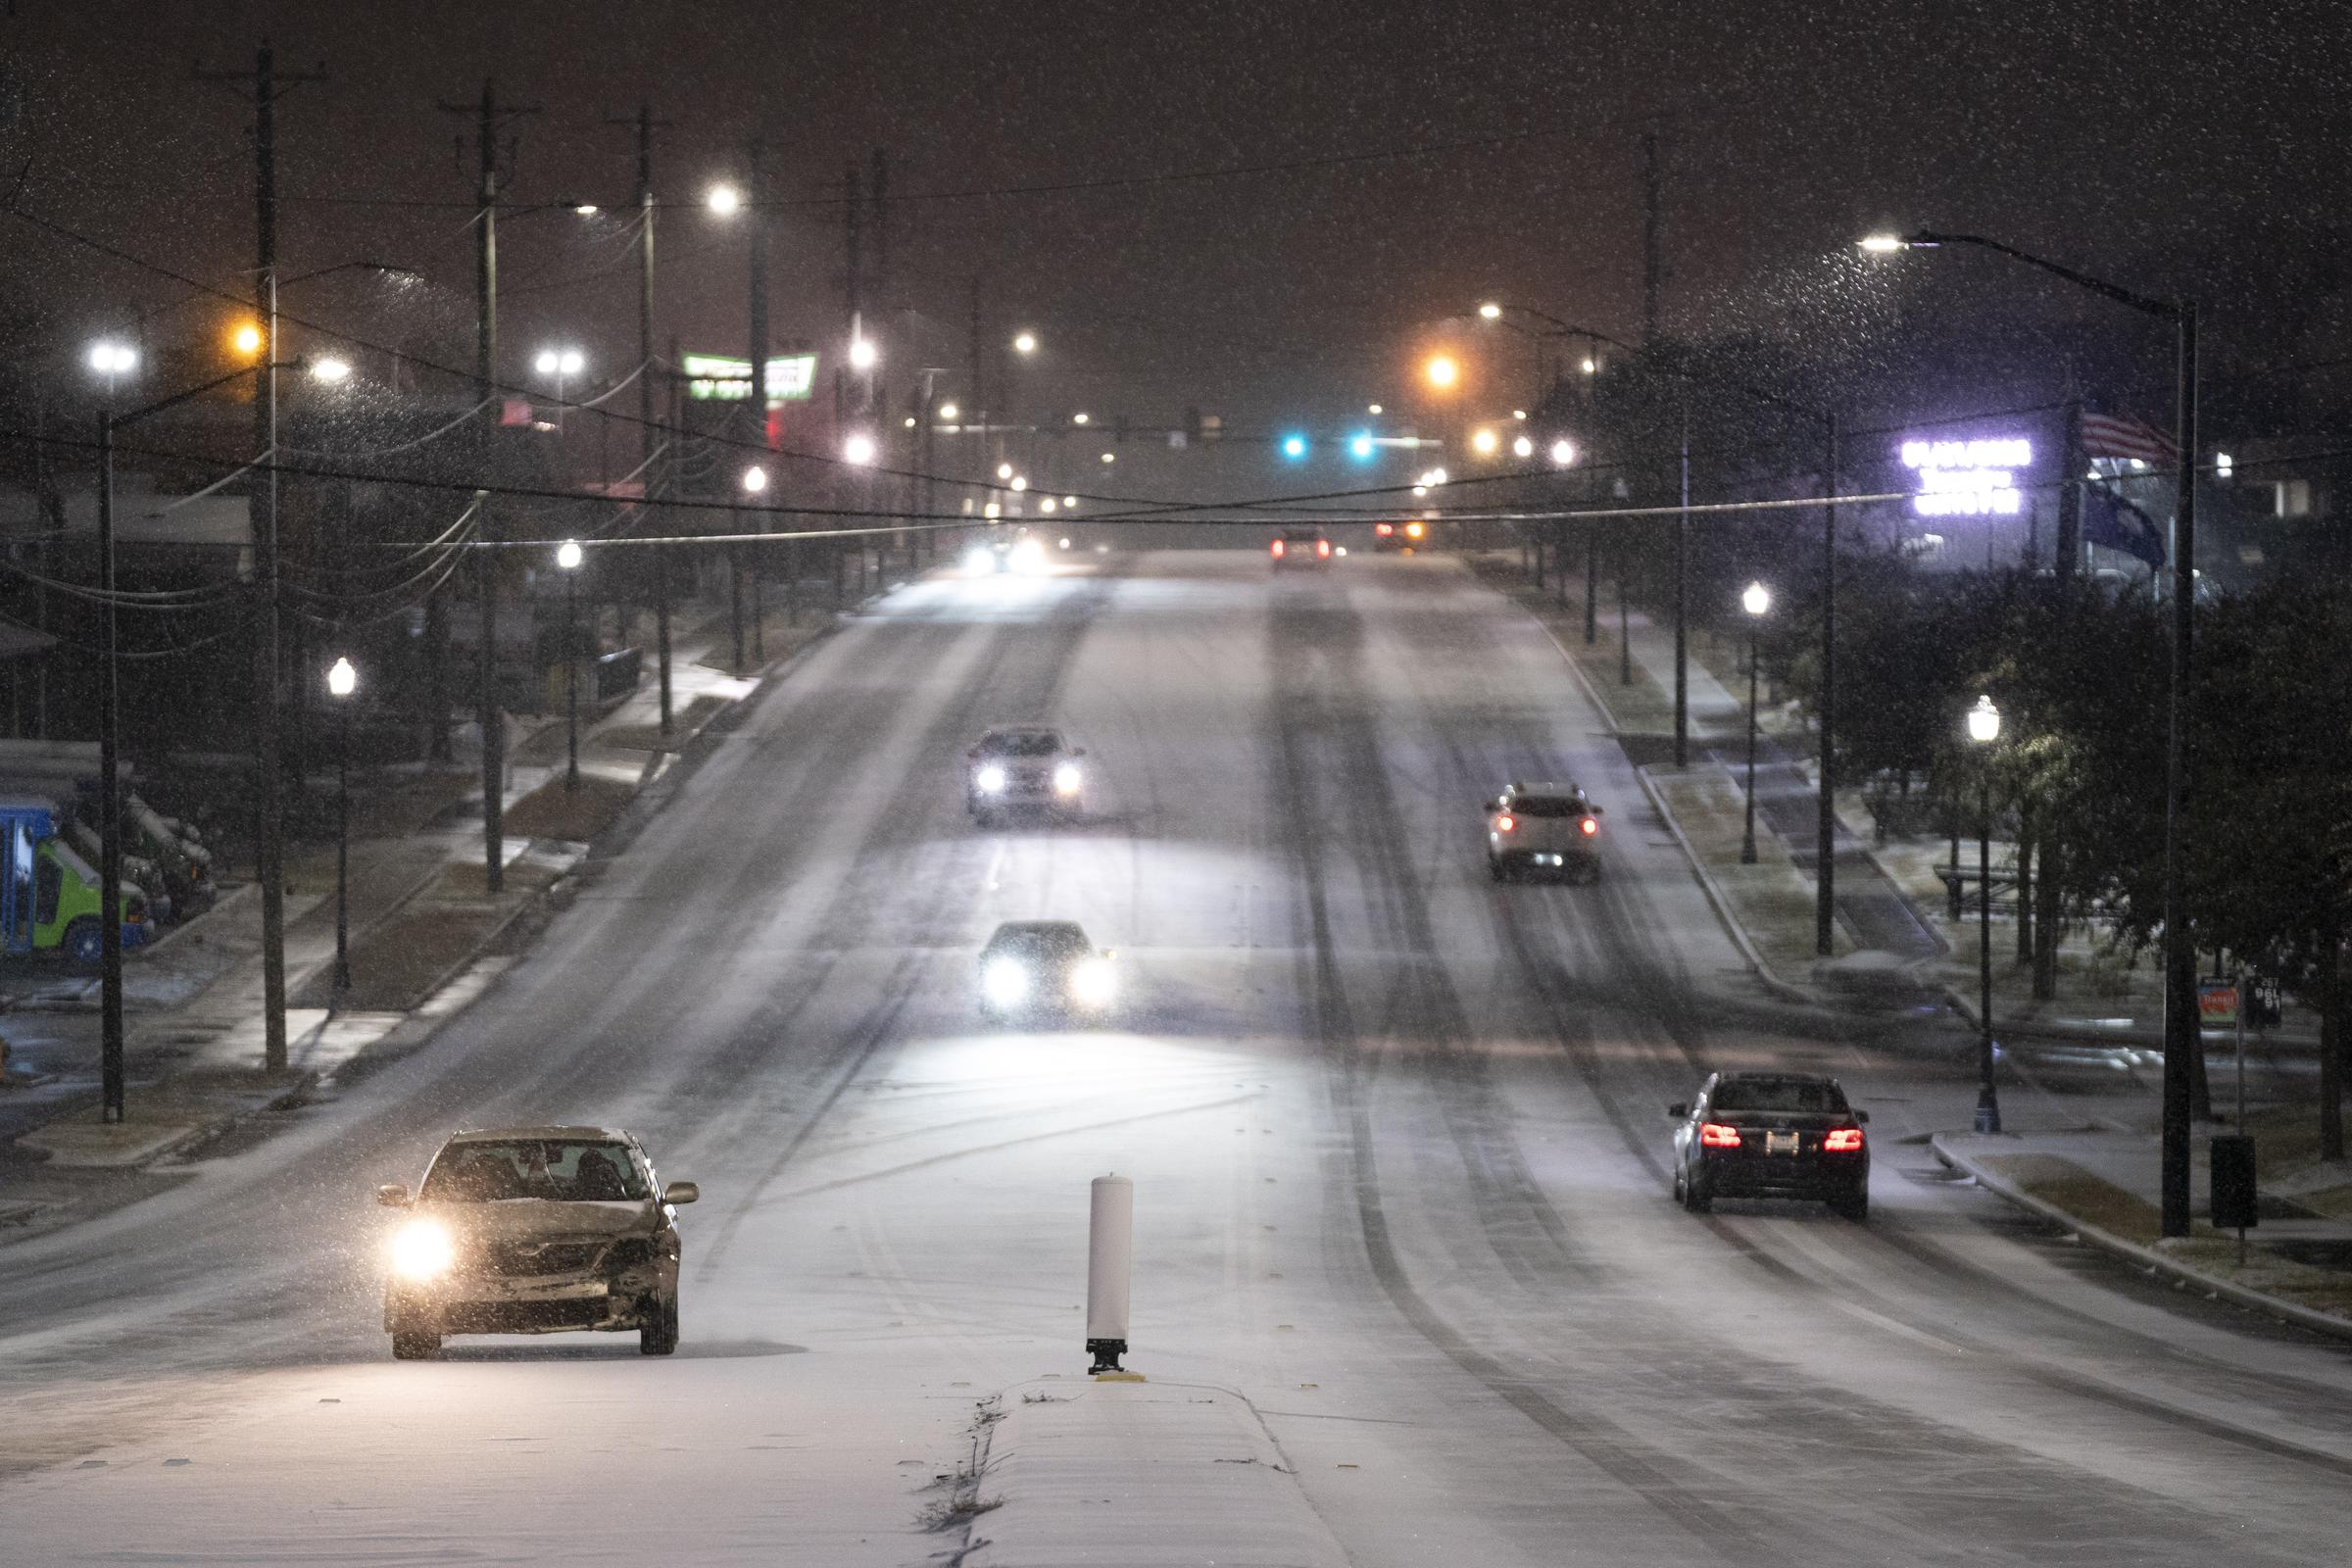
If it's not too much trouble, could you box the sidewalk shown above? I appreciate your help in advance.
[0,583,892,1231]
[1935,1120,2352,1342]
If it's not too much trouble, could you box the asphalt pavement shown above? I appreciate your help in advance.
[3,550,2348,1566]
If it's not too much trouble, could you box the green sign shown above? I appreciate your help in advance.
[683,352,817,406]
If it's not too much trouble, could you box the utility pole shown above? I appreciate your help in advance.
[736,131,767,670]
[441,78,539,895]
[1815,413,1840,957]
[609,100,674,739]
[1642,131,1663,345]
[842,159,862,600]
[196,40,324,1075]
[1674,398,1690,767]
[968,273,985,481]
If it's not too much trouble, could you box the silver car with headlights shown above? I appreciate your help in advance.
[376,1126,699,1360]
[967,724,1087,826]
[978,920,1118,1023]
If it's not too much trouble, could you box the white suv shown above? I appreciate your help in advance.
[1484,782,1603,883]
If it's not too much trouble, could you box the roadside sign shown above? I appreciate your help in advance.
[2197,977,2239,1029]
[2251,976,2283,1029]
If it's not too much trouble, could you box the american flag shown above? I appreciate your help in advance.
[2080,410,2177,465]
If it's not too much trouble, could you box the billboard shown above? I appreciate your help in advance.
[683,353,818,407]
[1901,437,2031,517]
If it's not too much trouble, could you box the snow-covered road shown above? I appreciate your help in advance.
[4,551,2348,1565]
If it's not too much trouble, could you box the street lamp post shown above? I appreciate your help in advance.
[1740,582,1770,864]
[1967,693,2003,1134]
[326,657,357,997]
[1868,229,2196,1229]
[557,540,584,789]
[534,347,584,429]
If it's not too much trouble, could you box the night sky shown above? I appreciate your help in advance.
[8,1,2352,434]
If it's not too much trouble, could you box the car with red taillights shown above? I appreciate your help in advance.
[1668,1073,1870,1219]
[1373,519,1428,553]
[1483,781,1602,883]
[1270,528,1332,567]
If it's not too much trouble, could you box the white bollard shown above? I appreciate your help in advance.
[1086,1173,1133,1373]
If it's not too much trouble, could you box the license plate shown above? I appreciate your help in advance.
[1764,1131,1800,1155]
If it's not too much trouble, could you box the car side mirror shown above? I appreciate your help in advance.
[1854,1110,1870,1124]
[1666,1102,1689,1119]
[1589,805,1604,816]
[375,1184,411,1208]
[662,1181,700,1205]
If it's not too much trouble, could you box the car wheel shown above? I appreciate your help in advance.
[640,1292,680,1355]
[1831,1185,1869,1222]
[391,1327,441,1360]
[1672,1166,1687,1205]
[63,916,103,967]
[1684,1170,1713,1214]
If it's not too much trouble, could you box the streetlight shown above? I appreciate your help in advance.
[1424,354,1458,390]
[1549,438,1576,467]
[1073,412,1090,425]
[706,182,742,216]
[556,540,584,790]
[938,401,960,422]
[1471,427,1499,456]
[230,321,264,359]
[997,463,1014,481]
[1512,434,1535,460]
[308,357,353,384]
[325,657,357,997]
[1012,330,1038,356]
[1870,228,2198,1225]
[86,340,137,396]
[844,432,878,466]
[1478,302,1503,319]
[1740,583,1771,864]
[534,347,584,428]
[1009,474,1028,492]
[1368,403,1384,415]
[741,465,767,494]
[1966,693,2003,1134]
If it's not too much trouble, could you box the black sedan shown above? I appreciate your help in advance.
[1668,1072,1870,1219]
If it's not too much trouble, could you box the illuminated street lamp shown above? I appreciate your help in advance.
[533,347,585,428]
[706,182,742,216]
[1009,474,1028,492]
[848,336,878,370]
[1966,693,2003,1133]
[1478,302,1502,319]
[1100,452,1114,465]
[1549,438,1576,467]
[1425,354,1458,390]
[997,462,1014,480]
[557,540,585,790]
[938,401,960,422]
[843,432,878,466]
[309,356,353,384]
[1063,496,1078,509]
[86,339,137,394]
[741,464,768,494]
[1471,428,1500,457]
[1512,434,1535,460]
[1740,583,1771,864]
[1012,330,1038,355]
[326,656,358,996]
[231,321,264,358]
[1073,412,1091,425]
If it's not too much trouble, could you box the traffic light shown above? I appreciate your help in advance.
[1348,432,1376,462]
[1281,433,1308,461]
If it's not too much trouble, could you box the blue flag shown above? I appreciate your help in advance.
[2082,482,2165,568]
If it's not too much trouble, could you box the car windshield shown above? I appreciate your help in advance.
[979,732,1062,759]
[420,1140,650,1202]
[987,925,1090,959]
[1511,797,1588,818]
[1711,1080,1849,1113]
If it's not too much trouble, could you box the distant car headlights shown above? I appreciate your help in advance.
[963,545,1000,575]
[390,1219,455,1281]
[983,957,1031,1007]
[1010,538,1049,573]
[1053,762,1083,796]
[1071,957,1116,1007]
[976,765,1008,794]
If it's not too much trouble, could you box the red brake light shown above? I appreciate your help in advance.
[1317,539,1331,558]
[1824,1127,1865,1152]
[1579,816,1598,836]
[1270,539,1285,558]
[1376,522,1394,536]
[1495,813,1516,833]
[1699,1122,1742,1149]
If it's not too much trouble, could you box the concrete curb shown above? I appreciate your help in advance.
[1930,1133,2352,1347]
